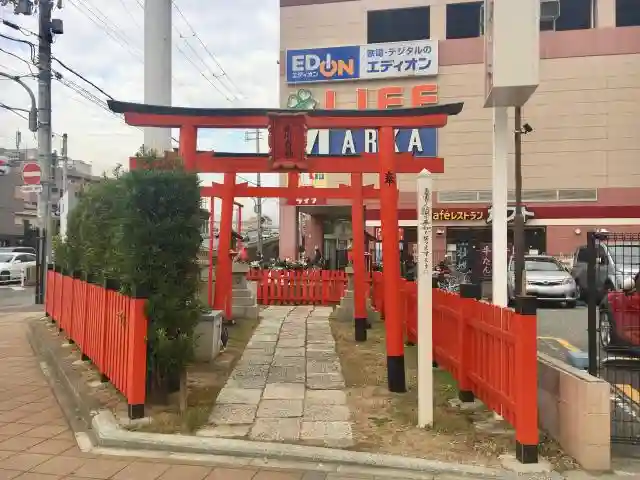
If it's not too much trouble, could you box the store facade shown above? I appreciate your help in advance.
[278,0,640,270]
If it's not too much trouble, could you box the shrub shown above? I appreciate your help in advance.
[54,151,209,393]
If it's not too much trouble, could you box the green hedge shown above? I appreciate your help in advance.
[54,155,208,391]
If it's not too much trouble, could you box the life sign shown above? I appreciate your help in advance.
[306,128,437,157]
[287,46,360,83]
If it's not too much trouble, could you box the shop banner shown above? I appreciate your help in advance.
[286,40,438,84]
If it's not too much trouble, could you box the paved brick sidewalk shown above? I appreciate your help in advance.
[1,312,457,480]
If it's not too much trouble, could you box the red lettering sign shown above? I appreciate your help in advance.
[324,84,438,110]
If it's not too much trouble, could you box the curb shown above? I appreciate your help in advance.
[92,411,503,478]
[29,316,505,479]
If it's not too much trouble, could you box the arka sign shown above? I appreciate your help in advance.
[302,84,439,157]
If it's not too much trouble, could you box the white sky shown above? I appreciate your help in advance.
[0,0,281,220]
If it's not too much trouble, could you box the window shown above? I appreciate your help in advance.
[367,7,430,44]
[540,0,593,31]
[446,2,483,39]
[616,0,640,26]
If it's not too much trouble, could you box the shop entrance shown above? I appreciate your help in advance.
[445,226,547,280]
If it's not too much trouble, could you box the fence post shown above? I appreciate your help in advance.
[515,295,539,464]
[586,231,598,376]
[127,284,149,420]
[80,272,91,361]
[458,284,480,403]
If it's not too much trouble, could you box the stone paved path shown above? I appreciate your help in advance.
[200,306,353,447]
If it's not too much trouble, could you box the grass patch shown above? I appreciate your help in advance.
[331,315,512,465]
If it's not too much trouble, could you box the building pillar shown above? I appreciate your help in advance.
[430,4,447,40]
[305,216,324,258]
[144,0,172,153]
[596,0,616,27]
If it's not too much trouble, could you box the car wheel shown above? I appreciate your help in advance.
[0,271,9,283]
[566,301,577,309]
[599,305,616,349]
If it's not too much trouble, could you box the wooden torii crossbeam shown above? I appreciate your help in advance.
[108,99,464,394]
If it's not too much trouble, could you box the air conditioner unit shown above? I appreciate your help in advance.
[540,0,560,21]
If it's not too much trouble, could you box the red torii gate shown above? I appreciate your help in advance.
[108,99,463,393]
[201,176,382,342]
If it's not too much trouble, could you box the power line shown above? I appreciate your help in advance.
[0,102,28,121]
[52,57,113,99]
[171,0,243,99]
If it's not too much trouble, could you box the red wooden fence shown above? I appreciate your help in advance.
[44,267,148,419]
[379,276,539,451]
[247,269,348,305]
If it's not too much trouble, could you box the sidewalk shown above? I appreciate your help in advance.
[0,310,468,480]
[3,310,634,480]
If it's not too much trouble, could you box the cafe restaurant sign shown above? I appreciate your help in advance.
[433,209,486,221]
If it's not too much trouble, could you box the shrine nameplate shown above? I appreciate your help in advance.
[268,113,308,171]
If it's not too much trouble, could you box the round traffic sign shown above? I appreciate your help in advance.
[22,162,42,185]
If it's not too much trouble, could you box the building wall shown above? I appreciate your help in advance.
[0,171,25,242]
[279,0,640,257]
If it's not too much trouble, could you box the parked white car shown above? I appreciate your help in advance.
[0,252,37,283]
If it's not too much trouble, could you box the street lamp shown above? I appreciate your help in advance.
[0,71,38,132]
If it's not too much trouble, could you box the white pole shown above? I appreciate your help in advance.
[492,107,509,421]
[491,107,509,307]
[417,169,434,428]
[144,0,172,153]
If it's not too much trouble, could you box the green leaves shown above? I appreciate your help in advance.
[55,154,208,387]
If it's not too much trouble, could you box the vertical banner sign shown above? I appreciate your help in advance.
[416,169,433,427]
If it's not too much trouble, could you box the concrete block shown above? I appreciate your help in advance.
[193,310,224,362]
[263,382,305,400]
[300,421,354,448]
[250,418,301,442]
[209,404,257,425]
[216,387,262,405]
[257,399,304,418]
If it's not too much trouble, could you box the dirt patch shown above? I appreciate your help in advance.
[130,317,259,434]
[35,314,258,435]
[331,316,575,469]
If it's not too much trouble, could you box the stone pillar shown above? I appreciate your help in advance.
[230,263,259,321]
[335,267,380,325]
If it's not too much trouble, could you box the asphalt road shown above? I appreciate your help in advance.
[0,284,40,312]
[536,302,589,361]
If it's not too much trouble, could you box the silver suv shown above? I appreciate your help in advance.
[571,242,640,303]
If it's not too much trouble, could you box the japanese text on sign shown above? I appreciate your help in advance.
[363,41,437,78]
[420,188,432,272]
[432,209,485,221]
[286,40,438,84]
[480,244,492,278]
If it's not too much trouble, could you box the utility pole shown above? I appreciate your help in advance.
[513,106,527,297]
[61,133,68,195]
[35,0,57,304]
[244,129,264,258]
